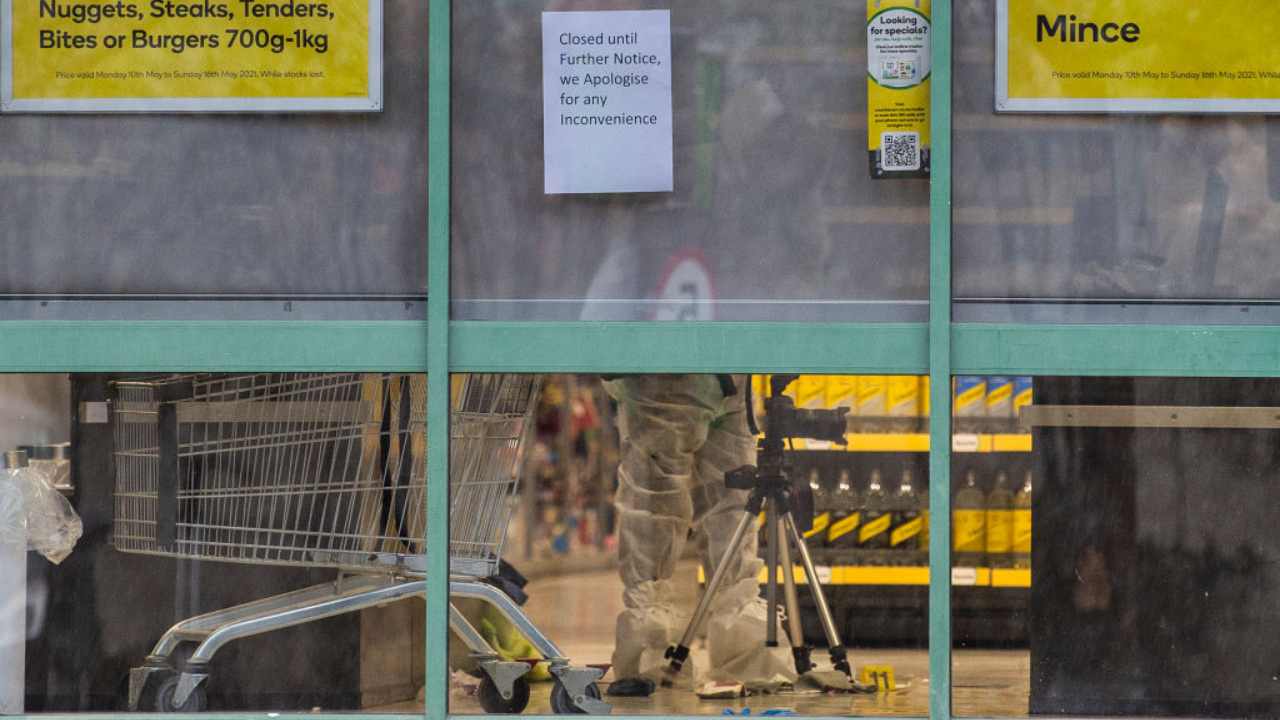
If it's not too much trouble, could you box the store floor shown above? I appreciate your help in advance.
[441,562,1031,716]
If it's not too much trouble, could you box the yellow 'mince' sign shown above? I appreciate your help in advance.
[2,0,381,112]
[998,0,1280,113]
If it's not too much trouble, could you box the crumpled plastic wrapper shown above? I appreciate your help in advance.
[7,467,81,564]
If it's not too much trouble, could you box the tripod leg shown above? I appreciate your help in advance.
[782,513,854,680]
[662,508,757,686]
[774,516,812,674]
[765,503,779,648]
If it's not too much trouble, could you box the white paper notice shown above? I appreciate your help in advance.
[542,10,673,195]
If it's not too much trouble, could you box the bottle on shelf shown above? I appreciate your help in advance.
[856,376,888,432]
[796,376,827,411]
[953,376,987,434]
[986,376,1015,434]
[826,468,860,550]
[1013,376,1034,431]
[985,470,1015,567]
[1013,469,1032,569]
[887,376,921,433]
[858,468,891,554]
[889,468,924,562]
[953,469,986,566]
[803,467,831,548]
[826,376,858,416]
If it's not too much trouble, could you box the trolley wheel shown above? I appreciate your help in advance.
[153,675,208,713]
[478,674,531,714]
[549,678,601,714]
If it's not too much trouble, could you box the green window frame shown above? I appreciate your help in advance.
[6,2,1280,719]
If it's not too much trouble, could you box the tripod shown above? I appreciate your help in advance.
[662,377,862,688]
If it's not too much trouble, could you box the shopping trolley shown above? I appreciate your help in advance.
[111,373,608,714]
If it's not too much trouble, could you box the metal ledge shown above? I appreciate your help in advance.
[1023,405,1280,429]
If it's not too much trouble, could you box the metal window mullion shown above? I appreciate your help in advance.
[929,1,954,720]
[426,0,451,719]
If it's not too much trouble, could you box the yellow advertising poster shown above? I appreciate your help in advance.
[1,0,382,112]
[867,0,931,179]
[999,0,1280,112]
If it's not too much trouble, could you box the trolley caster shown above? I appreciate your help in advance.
[134,670,209,713]
[153,675,208,713]
[549,678,604,715]
[478,674,531,714]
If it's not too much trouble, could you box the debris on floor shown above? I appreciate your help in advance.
[698,681,746,699]
[797,670,878,694]
[450,670,481,702]
[607,677,656,697]
[743,680,793,695]
[477,611,551,681]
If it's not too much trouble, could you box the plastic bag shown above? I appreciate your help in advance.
[29,457,70,493]
[0,479,24,549]
[8,467,81,564]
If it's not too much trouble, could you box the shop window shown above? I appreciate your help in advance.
[953,1,1280,324]
[447,373,930,716]
[952,376,1280,718]
[0,373,426,713]
[451,1,929,322]
[0,3,427,321]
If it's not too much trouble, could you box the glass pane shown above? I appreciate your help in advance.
[0,3,427,321]
[954,1,1280,324]
[2,373,425,712]
[947,376,1034,717]
[448,374,929,716]
[451,1,929,322]
[952,376,1280,718]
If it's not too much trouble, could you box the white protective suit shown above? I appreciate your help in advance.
[604,374,797,686]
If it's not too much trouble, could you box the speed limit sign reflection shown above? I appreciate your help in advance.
[652,250,716,321]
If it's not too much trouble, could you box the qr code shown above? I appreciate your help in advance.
[881,131,920,172]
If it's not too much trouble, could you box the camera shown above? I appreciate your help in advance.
[764,395,849,444]
[760,374,849,445]
[725,375,849,491]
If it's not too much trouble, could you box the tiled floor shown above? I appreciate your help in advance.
[438,562,1030,717]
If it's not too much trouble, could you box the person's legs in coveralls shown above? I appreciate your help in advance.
[604,374,796,686]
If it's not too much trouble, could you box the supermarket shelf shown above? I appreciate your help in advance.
[788,433,1032,453]
[698,565,1031,588]
[991,567,1032,588]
